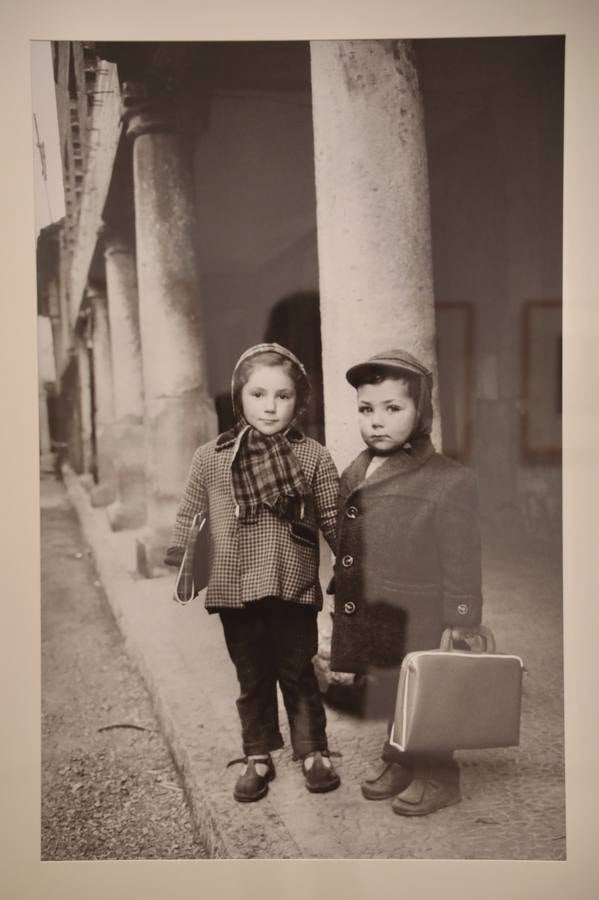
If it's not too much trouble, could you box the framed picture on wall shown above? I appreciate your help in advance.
[522,299,562,461]
[435,302,474,461]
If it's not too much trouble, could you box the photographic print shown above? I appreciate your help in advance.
[34,34,565,861]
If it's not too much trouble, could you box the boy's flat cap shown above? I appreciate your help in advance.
[346,349,432,387]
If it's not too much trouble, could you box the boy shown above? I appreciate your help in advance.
[330,348,483,816]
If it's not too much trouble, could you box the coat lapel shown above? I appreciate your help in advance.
[341,450,371,497]
[346,436,436,497]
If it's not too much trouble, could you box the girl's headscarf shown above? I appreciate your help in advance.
[229,343,312,522]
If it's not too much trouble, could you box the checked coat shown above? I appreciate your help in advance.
[330,436,483,674]
[166,427,338,611]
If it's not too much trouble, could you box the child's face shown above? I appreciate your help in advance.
[241,364,297,435]
[357,377,418,453]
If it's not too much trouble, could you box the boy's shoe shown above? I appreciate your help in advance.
[360,761,413,800]
[232,755,276,803]
[391,763,461,816]
[302,751,341,794]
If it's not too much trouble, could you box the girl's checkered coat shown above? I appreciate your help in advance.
[167,426,338,610]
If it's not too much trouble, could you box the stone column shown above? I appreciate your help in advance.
[310,39,440,471]
[123,85,217,573]
[76,331,94,486]
[47,276,65,380]
[88,285,118,507]
[310,40,440,689]
[103,231,147,530]
[38,385,51,455]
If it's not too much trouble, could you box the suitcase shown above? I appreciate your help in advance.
[173,512,209,605]
[389,626,524,754]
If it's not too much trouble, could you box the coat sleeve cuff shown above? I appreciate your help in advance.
[164,545,185,568]
[442,594,482,628]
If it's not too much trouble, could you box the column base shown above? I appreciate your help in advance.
[39,452,55,476]
[112,419,147,530]
[135,526,173,579]
[107,498,146,532]
[79,473,96,494]
[91,482,118,507]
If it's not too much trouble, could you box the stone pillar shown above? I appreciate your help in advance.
[76,332,94,482]
[103,232,147,530]
[310,39,440,471]
[38,385,51,455]
[47,277,65,380]
[88,285,118,507]
[123,85,217,573]
[310,40,440,689]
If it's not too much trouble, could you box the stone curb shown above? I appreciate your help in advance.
[62,467,303,859]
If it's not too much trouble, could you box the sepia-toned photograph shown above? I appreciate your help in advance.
[34,35,565,861]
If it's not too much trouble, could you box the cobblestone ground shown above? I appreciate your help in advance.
[58,468,566,860]
[41,476,207,860]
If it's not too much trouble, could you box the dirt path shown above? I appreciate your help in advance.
[41,476,208,860]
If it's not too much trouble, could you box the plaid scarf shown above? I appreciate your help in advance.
[231,425,311,523]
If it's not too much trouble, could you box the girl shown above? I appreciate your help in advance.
[331,348,483,816]
[165,343,340,802]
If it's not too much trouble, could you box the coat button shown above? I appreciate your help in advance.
[457,603,470,616]
[343,601,356,615]
[341,555,354,568]
[345,506,358,519]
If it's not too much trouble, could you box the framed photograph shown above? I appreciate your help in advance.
[32,32,567,864]
[3,1,599,899]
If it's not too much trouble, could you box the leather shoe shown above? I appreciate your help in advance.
[361,761,413,800]
[302,751,341,793]
[233,756,275,803]
[391,764,461,816]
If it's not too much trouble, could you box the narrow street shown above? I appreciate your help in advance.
[41,475,208,860]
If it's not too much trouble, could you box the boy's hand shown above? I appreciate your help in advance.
[448,626,489,652]
[450,626,481,641]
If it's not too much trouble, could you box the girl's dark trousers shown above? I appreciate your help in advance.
[219,597,329,759]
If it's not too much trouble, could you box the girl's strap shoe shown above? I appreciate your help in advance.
[227,755,276,803]
[301,750,341,794]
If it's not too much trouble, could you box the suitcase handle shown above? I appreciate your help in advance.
[440,625,496,654]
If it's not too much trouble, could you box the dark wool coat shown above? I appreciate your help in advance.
[166,427,338,611]
[330,436,483,674]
